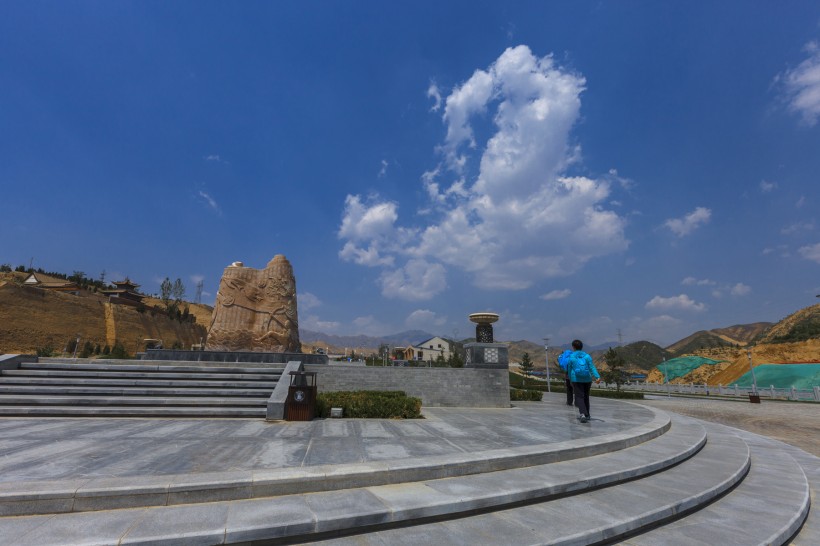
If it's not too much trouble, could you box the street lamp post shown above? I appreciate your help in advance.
[543,337,551,393]
[663,357,670,397]
[747,348,758,394]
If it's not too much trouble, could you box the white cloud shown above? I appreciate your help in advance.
[730,283,751,296]
[780,41,820,126]
[427,81,442,112]
[681,277,716,286]
[379,259,447,300]
[664,207,711,237]
[204,154,221,162]
[405,309,447,330]
[781,221,815,235]
[645,294,707,312]
[338,195,398,242]
[190,274,205,284]
[198,191,221,214]
[298,292,321,310]
[300,315,340,333]
[799,242,820,263]
[339,45,628,296]
[627,315,684,345]
[540,289,571,300]
[378,159,389,178]
[351,315,392,336]
[760,180,778,193]
[796,196,806,208]
[339,242,395,267]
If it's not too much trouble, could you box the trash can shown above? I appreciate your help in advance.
[285,371,317,421]
[748,391,761,404]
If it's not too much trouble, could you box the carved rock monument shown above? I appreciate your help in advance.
[206,255,301,353]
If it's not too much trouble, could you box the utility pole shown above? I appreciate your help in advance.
[195,280,204,304]
[617,329,623,346]
[747,347,758,394]
[543,337,551,393]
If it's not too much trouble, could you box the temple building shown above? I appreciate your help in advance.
[102,278,144,306]
[22,272,80,294]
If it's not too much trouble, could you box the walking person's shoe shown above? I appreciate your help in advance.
[579,415,588,423]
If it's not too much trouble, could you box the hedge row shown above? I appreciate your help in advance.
[315,390,423,419]
[510,388,543,401]
[590,389,645,400]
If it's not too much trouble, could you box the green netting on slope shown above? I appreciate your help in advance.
[656,356,724,382]
[729,364,820,389]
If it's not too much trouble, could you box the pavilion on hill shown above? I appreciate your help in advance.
[22,272,80,295]
[102,278,144,306]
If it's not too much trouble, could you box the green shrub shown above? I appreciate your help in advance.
[508,372,566,393]
[590,389,644,400]
[316,390,423,419]
[109,342,130,359]
[36,346,54,357]
[510,388,543,401]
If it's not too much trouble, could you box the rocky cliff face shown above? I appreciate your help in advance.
[0,281,207,355]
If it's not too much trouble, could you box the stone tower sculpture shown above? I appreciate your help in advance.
[206,255,301,353]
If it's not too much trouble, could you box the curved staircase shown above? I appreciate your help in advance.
[0,400,815,545]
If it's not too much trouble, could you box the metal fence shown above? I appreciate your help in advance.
[609,381,820,402]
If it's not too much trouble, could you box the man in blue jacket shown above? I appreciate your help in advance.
[566,339,600,423]
[557,349,574,406]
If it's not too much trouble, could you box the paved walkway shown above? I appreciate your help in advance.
[0,396,653,484]
[638,395,820,456]
[0,392,815,485]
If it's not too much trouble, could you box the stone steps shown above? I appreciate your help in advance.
[0,385,271,397]
[0,414,812,545]
[0,376,279,388]
[5,369,282,380]
[305,425,808,546]
[0,405,674,517]
[23,362,287,373]
[0,360,280,418]
[0,406,267,418]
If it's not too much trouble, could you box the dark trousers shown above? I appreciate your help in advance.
[571,382,592,417]
[564,376,573,405]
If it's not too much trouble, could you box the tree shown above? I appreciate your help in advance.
[519,352,534,384]
[602,347,627,392]
[160,277,172,305]
[110,342,129,359]
[448,352,464,368]
[171,278,186,302]
[80,341,94,358]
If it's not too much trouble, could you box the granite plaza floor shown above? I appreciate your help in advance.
[0,396,653,483]
[0,393,817,545]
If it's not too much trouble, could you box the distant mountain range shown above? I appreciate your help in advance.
[299,329,436,350]
[300,317,798,373]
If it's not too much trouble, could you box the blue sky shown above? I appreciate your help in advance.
[2,2,820,347]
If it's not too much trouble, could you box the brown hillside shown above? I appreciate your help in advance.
[645,340,820,385]
[0,283,207,355]
[707,339,820,386]
[757,304,820,344]
[711,322,772,344]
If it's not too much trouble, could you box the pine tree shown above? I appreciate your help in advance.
[520,352,534,384]
[602,347,627,392]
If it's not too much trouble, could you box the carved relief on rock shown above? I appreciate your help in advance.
[206,255,301,352]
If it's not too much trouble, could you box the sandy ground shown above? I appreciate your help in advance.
[637,395,820,456]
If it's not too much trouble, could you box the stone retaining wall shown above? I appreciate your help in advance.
[304,364,510,407]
